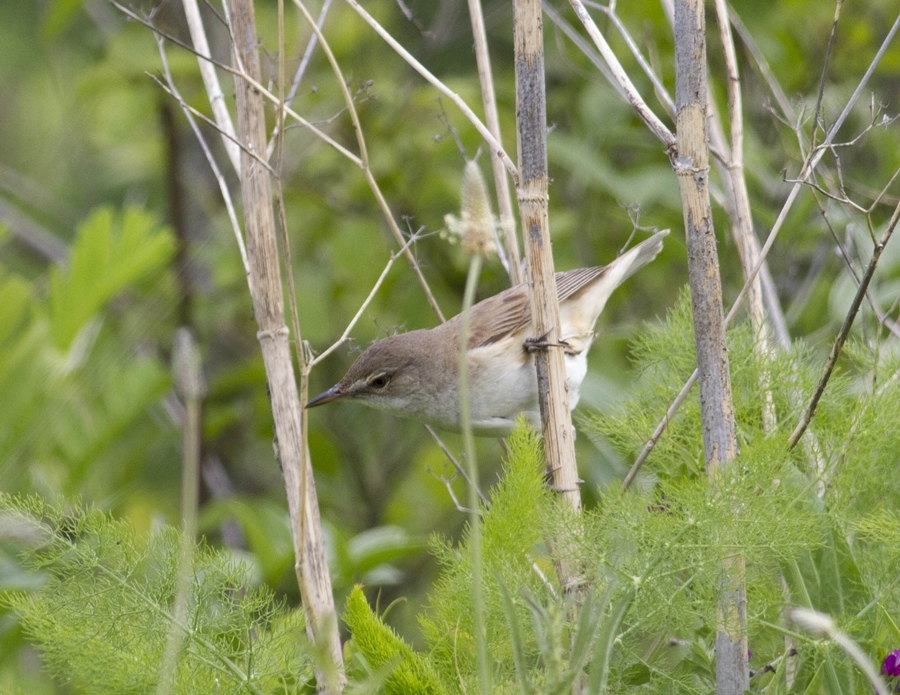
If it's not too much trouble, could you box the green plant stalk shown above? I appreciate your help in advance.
[158,332,204,694]
[497,579,534,695]
[458,252,490,694]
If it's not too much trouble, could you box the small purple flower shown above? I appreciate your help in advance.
[883,649,900,678]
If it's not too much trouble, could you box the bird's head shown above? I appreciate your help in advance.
[306,332,433,416]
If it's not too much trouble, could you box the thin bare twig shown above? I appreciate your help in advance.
[809,0,845,149]
[272,0,315,577]
[566,0,676,149]
[291,0,445,322]
[267,0,335,158]
[425,424,488,506]
[154,37,250,276]
[543,3,619,93]
[344,0,519,181]
[621,371,698,491]
[307,232,422,370]
[432,463,471,513]
[807,189,900,340]
[586,0,676,119]
[728,7,796,129]
[788,198,900,448]
[466,0,521,284]
[147,73,276,175]
[182,0,241,173]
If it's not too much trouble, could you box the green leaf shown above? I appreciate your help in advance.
[343,586,448,695]
[587,589,634,693]
[49,207,174,352]
[497,579,535,695]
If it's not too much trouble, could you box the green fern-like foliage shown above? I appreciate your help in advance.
[0,495,311,694]
[343,586,447,694]
[576,289,900,692]
[415,290,900,694]
[420,424,559,692]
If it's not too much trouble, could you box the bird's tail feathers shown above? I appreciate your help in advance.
[614,228,669,286]
[575,229,669,329]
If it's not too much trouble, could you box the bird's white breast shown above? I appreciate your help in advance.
[463,332,594,435]
[563,349,588,410]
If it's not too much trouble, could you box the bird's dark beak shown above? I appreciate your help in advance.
[306,385,346,408]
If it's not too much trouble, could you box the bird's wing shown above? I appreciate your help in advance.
[555,266,608,302]
[447,230,667,350]
[463,267,606,349]
[466,284,530,348]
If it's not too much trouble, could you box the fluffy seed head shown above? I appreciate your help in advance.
[444,161,496,256]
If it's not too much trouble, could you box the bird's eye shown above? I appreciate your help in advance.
[368,374,390,389]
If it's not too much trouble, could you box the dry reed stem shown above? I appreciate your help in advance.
[514,0,583,602]
[466,0,522,284]
[181,0,241,174]
[227,0,343,688]
[673,0,746,691]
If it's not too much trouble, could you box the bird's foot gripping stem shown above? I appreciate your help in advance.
[524,331,570,352]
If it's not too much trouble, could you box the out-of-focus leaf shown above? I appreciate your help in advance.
[41,0,83,39]
[199,497,294,587]
[49,207,174,352]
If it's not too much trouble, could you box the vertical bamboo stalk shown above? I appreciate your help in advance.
[227,0,344,690]
[512,0,580,511]
[672,0,747,692]
[512,0,582,593]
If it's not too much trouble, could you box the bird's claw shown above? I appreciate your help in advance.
[524,332,570,352]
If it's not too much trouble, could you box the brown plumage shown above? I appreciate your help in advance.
[308,230,668,435]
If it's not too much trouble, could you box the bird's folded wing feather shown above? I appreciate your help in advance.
[460,266,609,349]
[447,229,667,351]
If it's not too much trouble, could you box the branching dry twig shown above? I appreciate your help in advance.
[182,0,241,174]
[466,0,521,284]
[292,0,445,322]
[111,1,364,164]
[788,198,900,449]
[622,9,900,483]
[344,0,519,181]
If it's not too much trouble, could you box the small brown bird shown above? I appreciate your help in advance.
[307,230,668,436]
